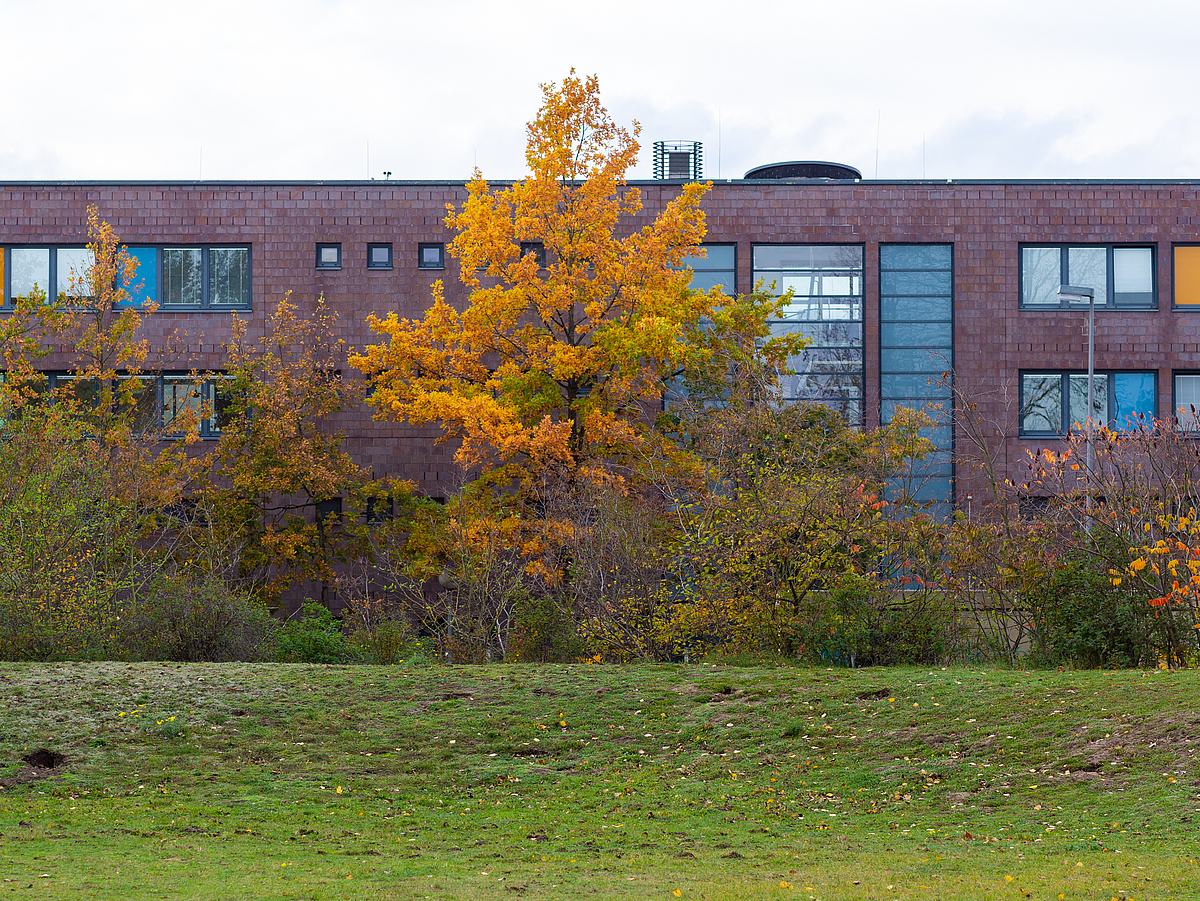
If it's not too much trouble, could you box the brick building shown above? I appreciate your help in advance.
[4,174,1200,513]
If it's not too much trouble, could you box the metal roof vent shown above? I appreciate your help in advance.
[653,141,703,180]
[743,161,862,180]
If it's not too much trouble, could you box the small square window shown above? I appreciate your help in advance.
[316,244,342,270]
[368,243,393,270]
[520,242,546,266]
[418,243,444,270]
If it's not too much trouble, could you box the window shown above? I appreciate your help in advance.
[1174,373,1200,429]
[1173,245,1200,308]
[678,244,735,294]
[1020,371,1156,436]
[316,243,341,270]
[1020,244,1154,308]
[3,245,248,309]
[753,244,864,423]
[45,372,230,437]
[365,495,393,524]
[418,243,444,270]
[520,242,546,267]
[368,243,393,270]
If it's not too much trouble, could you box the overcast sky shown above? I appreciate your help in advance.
[3,0,1198,183]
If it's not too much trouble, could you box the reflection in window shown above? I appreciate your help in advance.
[55,247,95,300]
[164,248,202,306]
[754,244,863,421]
[1176,373,1200,429]
[1020,245,1154,308]
[10,248,50,300]
[1022,371,1156,435]
[678,244,735,294]
[209,248,249,306]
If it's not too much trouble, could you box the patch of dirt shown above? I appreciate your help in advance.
[22,749,65,769]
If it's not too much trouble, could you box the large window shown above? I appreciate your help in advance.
[1020,371,1156,436]
[679,244,735,294]
[1173,245,1200,308]
[45,372,230,437]
[2,245,249,309]
[1020,244,1154,308]
[753,244,864,422]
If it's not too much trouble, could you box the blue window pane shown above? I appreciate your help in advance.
[880,269,953,295]
[880,244,952,270]
[688,271,733,293]
[683,245,734,270]
[880,296,951,321]
[881,321,952,347]
[1113,372,1156,429]
[880,348,950,372]
[123,247,157,306]
[881,373,951,398]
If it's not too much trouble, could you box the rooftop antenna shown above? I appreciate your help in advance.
[874,110,880,179]
[383,171,392,180]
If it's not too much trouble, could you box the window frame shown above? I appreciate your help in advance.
[315,243,342,271]
[45,371,231,438]
[1018,243,1157,310]
[417,243,445,270]
[1019,370,1158,437]
[1172,371,1200,431]
[367,243,393,270]
[1171,243,1200,310]
[678,242,737,295]
[519,241,547,267]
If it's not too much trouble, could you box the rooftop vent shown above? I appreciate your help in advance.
[743,161,862,180]
[653,141,703,180]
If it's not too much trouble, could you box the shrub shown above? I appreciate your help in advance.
[508,592,583,662]
[270,601,358,664]
[1027,556,1149,668]
[117,575,274,662]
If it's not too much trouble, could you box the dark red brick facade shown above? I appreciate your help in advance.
[4,178,1200,505]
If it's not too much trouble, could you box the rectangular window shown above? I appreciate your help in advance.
[753,244,864,423]
[1174,373,1200,429]
[162,375,203,435]
[163,248,202,306]
[208,247,250,306]
[316,243,342,270]
[679,244,735,294]
[1173,245,1200,308]
[368,243,393,270]
[418,243,444,270]
[1020,371,1156,435]
[520,242,546,267]
[1020,244,1155,308]
[55,247,95,301]
[9,248,50,301]
[123,247,158,306]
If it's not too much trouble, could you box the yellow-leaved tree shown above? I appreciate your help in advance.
[351,73,799,658]
[353,72,730,477]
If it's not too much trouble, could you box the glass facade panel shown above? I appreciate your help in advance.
[881,321,952,347]
[879,269,952,295]
[881,373,951,399]
[754,245,863,419]
[1068,247,1108,307]
[163,248,202,306]
[1022,247,1061,306]
[880,347,949,372]
[1068,374,1108,430]
[209,248,250,306]
[163,375,202,434]
[1112,372,1155,429]
[55,247,95,299]
[880,296,951,321]
[880,243,952,270]
[10,248,50,300]
[1022,375,1062,433]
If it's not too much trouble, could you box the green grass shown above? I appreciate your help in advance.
[1,662,1198,900]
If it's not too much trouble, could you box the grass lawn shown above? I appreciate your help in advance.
[1,662,1198,900]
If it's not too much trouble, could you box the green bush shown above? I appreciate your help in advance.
[118,575,275,662]
[349,619,423,665]
[508,592,583,662]
[270,601,358,664]
[1028,557,1148,668]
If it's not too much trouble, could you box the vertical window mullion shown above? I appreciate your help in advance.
[1062,373,1070,434]
[48,249,57,305]
[1106,247,1116,306]
[200,248,209,309]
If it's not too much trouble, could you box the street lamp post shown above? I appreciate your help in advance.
[1059,284,1096,522]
